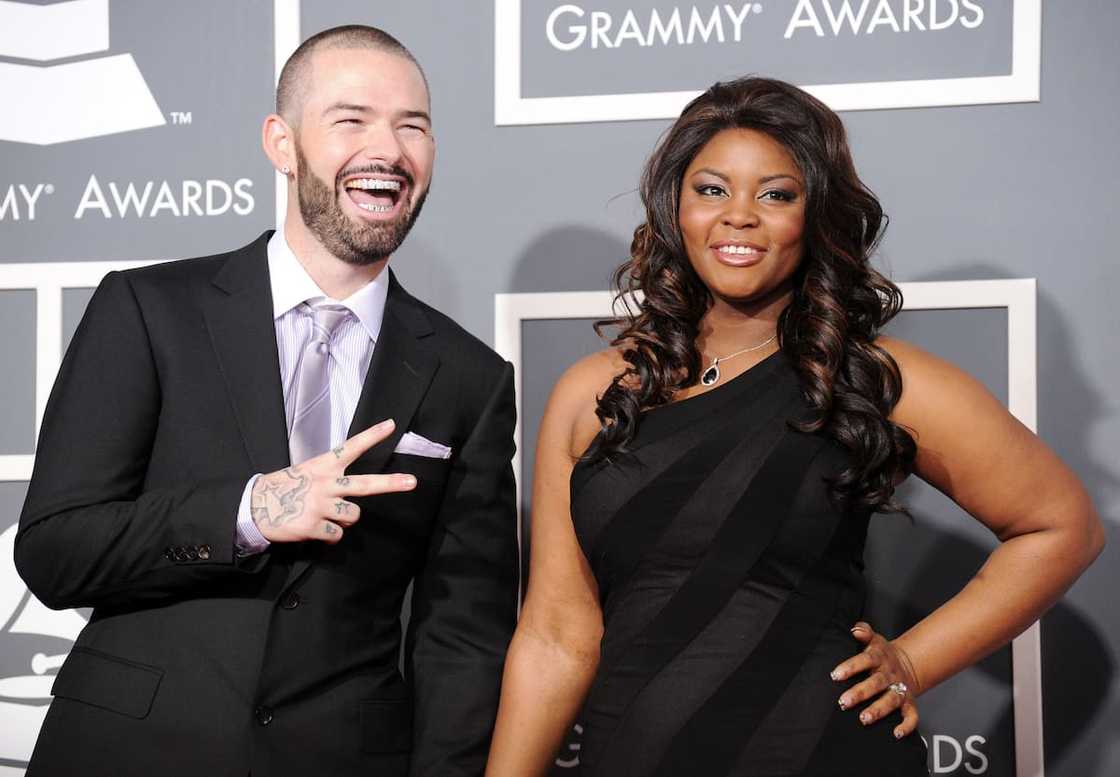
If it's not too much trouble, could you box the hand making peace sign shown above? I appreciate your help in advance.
[250,418,417,544]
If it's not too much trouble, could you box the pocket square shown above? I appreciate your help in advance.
[394,431,452,459]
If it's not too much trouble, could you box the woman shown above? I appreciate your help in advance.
[485,78,1103,776]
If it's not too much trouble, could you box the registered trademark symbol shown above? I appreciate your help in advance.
[44,184,54,195]
[753,3,763,12]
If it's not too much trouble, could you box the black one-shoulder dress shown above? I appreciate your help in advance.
[569,351,929,776]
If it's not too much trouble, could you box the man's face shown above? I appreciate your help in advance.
[292,47,434,265]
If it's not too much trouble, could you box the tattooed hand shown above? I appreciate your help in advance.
[251,418,416,544]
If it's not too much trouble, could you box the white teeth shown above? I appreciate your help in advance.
[348,178,401,191]
[717,245,760,256]
[349,178,400,213]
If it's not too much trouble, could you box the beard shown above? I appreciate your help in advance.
[294,141,428,266]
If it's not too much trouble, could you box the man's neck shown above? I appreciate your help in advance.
[283,218,387,300]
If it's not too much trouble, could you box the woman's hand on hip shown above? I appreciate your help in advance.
[831,621,921,740]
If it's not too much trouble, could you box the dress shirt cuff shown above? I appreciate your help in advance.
[235,474,270,556]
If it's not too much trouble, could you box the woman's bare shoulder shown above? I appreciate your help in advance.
[544,348,630,460]
[875,335,940,370]
[875,335,976,402]
[875,334,1005,444]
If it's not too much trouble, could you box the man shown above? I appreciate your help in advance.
[15,25,517,777]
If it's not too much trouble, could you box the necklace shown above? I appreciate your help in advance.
[700,334,777,386]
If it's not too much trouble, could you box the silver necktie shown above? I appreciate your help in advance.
[288,303,351,465]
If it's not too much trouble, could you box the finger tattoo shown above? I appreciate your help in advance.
[332,444,345,460]
[336,476,350,486]
[324,523,338,535]
[334,501,349,515]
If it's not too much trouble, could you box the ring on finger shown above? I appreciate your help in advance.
[889,681,908,698]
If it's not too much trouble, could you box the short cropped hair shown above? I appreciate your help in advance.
[276,24,427,124]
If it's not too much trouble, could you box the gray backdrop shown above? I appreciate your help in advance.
[0,1,1117,775]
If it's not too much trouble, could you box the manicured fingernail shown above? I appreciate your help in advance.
[830,669,843,681]
[838,698,848,710]
[894,729,904,740]
[399,475,417,488]
[380,418,395,429]
[860,712,872,724]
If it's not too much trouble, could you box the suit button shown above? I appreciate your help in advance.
[280,592,301,610]
[198,544,211,560]
[255,706,273,726]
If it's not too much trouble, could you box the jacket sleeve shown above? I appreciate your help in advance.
[15,271,268,611]
[407,360,520,777]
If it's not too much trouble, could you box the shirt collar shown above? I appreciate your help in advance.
[266,229,389,343]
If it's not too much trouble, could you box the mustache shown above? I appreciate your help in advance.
[335,163,414,189]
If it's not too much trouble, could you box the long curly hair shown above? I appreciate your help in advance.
[587,77,915,515]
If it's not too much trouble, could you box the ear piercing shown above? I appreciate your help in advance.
[281,166,290,175]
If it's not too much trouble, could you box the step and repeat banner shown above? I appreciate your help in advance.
[496,0,1035,122]
[2,2,1117,776]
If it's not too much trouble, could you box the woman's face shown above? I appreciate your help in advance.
[678,128,806,311]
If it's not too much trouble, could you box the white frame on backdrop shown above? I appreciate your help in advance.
[494,279,1043,777]
[0,0,302,484]
[494,0,1042,125]
[0,261,163,482]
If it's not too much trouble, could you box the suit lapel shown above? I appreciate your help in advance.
[283,270,441,590]
[202,231,291,476]
[346,271,440,473]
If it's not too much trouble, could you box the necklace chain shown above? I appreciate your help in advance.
[707,333,777,367]
[700,333,777,387]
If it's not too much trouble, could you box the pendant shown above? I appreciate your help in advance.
[701,362,720,386]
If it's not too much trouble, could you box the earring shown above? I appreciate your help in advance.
[281,166,290,175]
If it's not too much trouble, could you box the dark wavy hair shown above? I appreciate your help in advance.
[588,77,915,515]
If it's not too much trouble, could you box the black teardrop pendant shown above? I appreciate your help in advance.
[701,363,720,386]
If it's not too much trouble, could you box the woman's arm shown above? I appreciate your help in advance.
[485,355,612,777]
[832,337,1105,722]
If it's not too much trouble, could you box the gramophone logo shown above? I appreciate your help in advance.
[0,0,165,145]
[0,523,88,767]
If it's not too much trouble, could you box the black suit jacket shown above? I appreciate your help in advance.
[15,232,519,777]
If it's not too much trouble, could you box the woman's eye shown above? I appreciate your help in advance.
[696,184,726,197]
[761,188,797,200]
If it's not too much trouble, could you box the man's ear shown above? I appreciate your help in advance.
[262,114,295,176]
